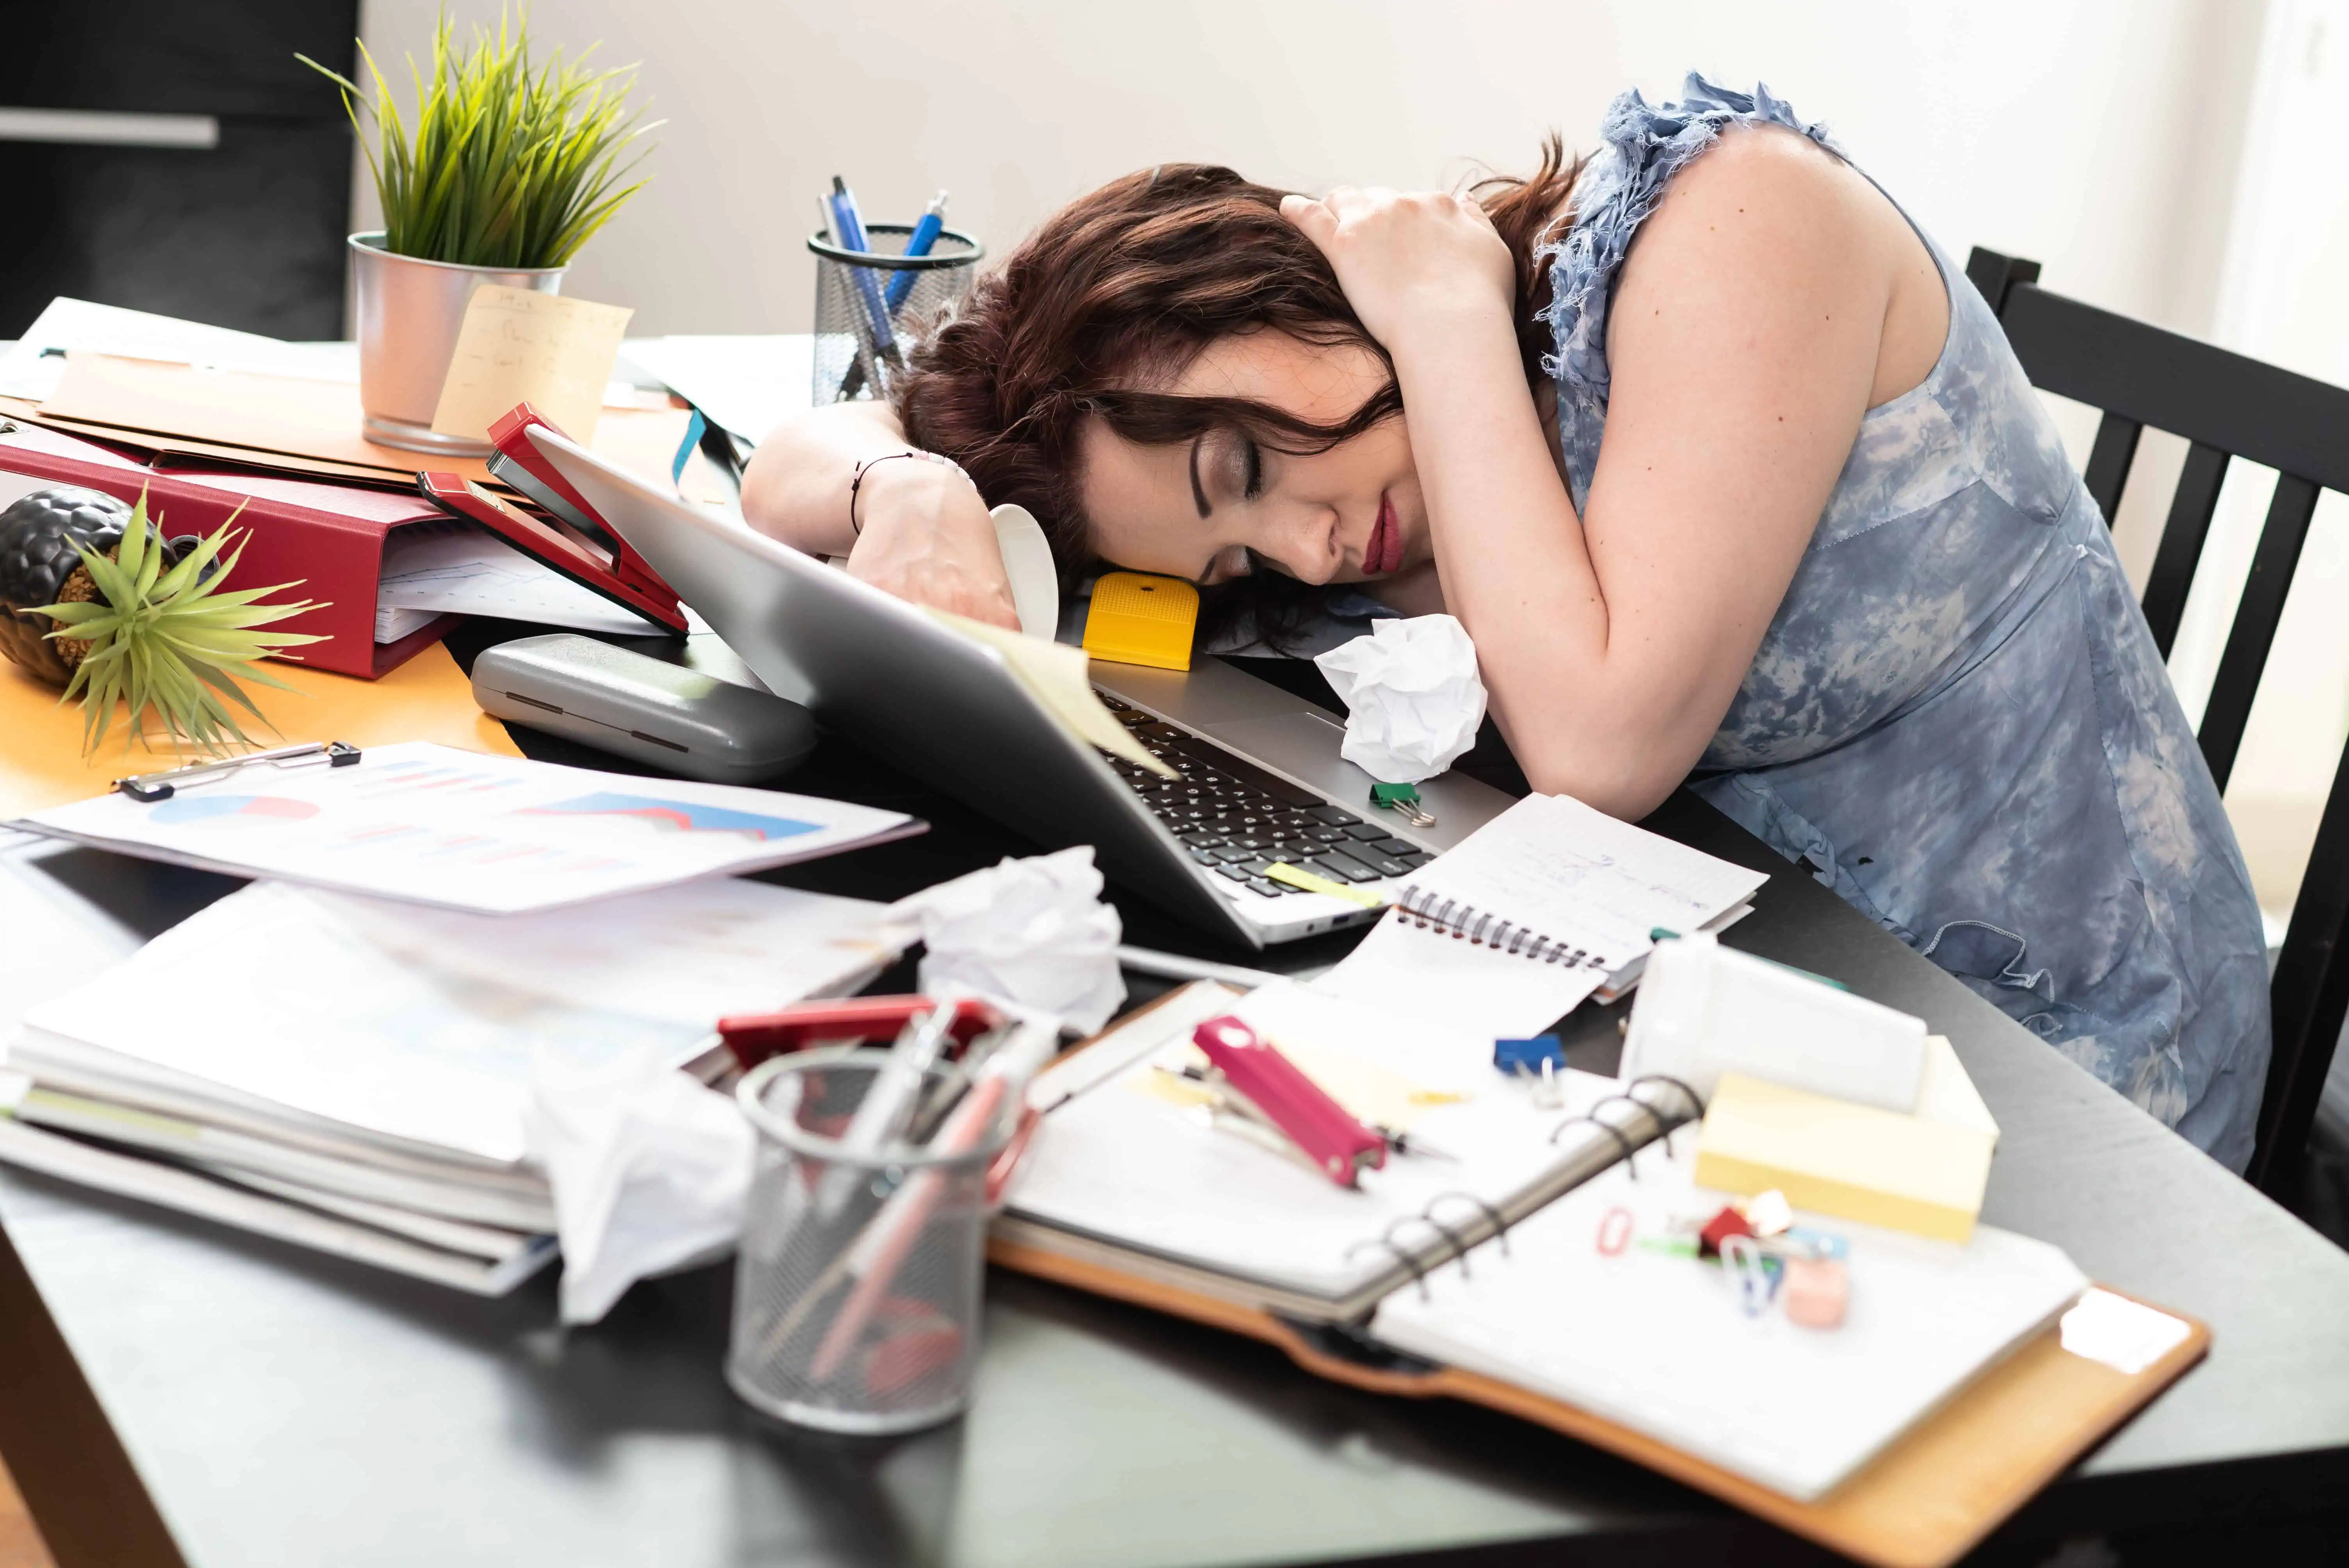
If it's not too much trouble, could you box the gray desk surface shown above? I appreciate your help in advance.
[3,651,2347,1568]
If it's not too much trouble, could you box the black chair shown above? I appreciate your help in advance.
[1967,248,2349,1204]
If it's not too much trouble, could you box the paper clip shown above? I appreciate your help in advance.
[115,740,360,803]
[1719,1234,1781,1318]
[1596,1205,1633,1257]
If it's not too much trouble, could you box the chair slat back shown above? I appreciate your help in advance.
[1968,247,2349,1196]
[2141,442,2231,659]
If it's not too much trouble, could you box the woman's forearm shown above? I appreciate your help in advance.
[1386,308,1670,810]
[739,399,920,555]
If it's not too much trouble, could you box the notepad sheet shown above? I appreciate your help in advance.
[14,742,916,913]
[1010,980,1645,1304]
[1314,793,1769,1038]
[1369,1153,2088,1501]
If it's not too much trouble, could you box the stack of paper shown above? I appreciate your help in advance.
[0,877,909,1294]
[375,520,658,641]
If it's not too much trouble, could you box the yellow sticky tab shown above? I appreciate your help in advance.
[1083,572,1199,671]
[1265,861,1388,908]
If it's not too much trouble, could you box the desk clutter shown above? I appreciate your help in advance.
[0,288,2204,1568]
[0,734,2208,1565]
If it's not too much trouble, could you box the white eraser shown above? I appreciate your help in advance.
[1620,933,1927,1112]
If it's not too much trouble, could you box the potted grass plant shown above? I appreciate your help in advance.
[302,11,658,454]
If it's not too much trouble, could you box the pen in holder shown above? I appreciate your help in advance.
[727,1047,1019,1434]
[808,223,985,406]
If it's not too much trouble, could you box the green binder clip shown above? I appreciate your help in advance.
[1368,780,1436,829]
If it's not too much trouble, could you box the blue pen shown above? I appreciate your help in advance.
[827,175,902,367]
[884,189,950,313]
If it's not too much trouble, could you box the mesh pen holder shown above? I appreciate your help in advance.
[809,223,984,406]
[727,1048,1016,1434]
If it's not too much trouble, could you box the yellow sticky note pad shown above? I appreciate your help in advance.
[431,286,634,444]
[1083,572,1198,671]
[1691,1035,1998,1244]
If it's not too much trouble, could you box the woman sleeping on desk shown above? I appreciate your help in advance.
[742,75,2270,1172]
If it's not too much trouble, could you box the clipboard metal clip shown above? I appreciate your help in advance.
[1189,1015,1387,1188]
[116,740,361,802]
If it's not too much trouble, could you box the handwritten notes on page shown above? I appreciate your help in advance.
[431,286,634,444]
[1312,792,1768,1038]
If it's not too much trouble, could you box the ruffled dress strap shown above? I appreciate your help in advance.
[1543,73,1840,502]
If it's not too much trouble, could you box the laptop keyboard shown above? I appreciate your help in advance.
[1097,693,1434,899]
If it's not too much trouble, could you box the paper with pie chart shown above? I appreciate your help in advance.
[12,741,924,914]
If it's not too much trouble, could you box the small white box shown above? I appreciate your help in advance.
[1619,932,1927,1112]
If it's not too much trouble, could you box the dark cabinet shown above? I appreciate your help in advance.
[0,1,361,337]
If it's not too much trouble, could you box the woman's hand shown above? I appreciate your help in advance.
[845,457,1021,630]
[1278,187,1516,350]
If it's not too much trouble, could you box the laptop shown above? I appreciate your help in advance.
[528,426,1515,947]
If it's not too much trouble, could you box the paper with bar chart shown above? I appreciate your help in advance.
[12,742,923,913]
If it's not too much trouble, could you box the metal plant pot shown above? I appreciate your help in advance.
[348,232,565,456]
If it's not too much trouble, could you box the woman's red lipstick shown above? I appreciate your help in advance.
[1368,494,1402,575]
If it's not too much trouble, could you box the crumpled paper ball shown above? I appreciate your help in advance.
[1313,614,1488,784]
[524,1047,754,1326]
[888,845,1126,1033]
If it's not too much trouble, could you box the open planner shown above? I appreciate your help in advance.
[993,981,2208,1568]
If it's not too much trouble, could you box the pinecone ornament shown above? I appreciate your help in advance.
[0,486,132,686]
[0,485,326,755]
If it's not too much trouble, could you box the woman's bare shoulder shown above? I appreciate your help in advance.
[1620,123,1946,406]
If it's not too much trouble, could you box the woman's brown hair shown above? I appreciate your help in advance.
[895,137,1580,644]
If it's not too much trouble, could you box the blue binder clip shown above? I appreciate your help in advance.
[1496,1035,1567,1108]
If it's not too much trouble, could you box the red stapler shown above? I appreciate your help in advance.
[716,996,1005,1070]
[1190,1015,1387,1187]
[415,402,689,633]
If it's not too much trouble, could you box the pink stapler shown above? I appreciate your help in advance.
[1190,1015,1387,1188]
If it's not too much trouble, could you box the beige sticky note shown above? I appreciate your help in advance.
[1691,1035,1999,1243]
[430,286,633,444]
[922,608,1176,777]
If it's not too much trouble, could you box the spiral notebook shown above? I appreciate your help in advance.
[1313,792,1771,1037]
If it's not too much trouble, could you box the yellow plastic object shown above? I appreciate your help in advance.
[1082,572,1198,671]
[1691,1035,2000,1244]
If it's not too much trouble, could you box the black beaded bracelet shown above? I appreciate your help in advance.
[848,449,971,536]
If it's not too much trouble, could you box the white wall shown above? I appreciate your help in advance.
[354,0,2261,339]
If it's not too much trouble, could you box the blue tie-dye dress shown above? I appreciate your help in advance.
[1543,75,2272,1169]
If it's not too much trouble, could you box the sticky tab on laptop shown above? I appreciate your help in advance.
[1083,572,1199,672]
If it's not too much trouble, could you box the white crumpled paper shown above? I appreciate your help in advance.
[524,1048,754,1326]
[889,846,1126,1033]
[1313,613,1488,784]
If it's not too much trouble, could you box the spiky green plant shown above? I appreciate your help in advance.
[299,8,659,269]
[31,494,325,757]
